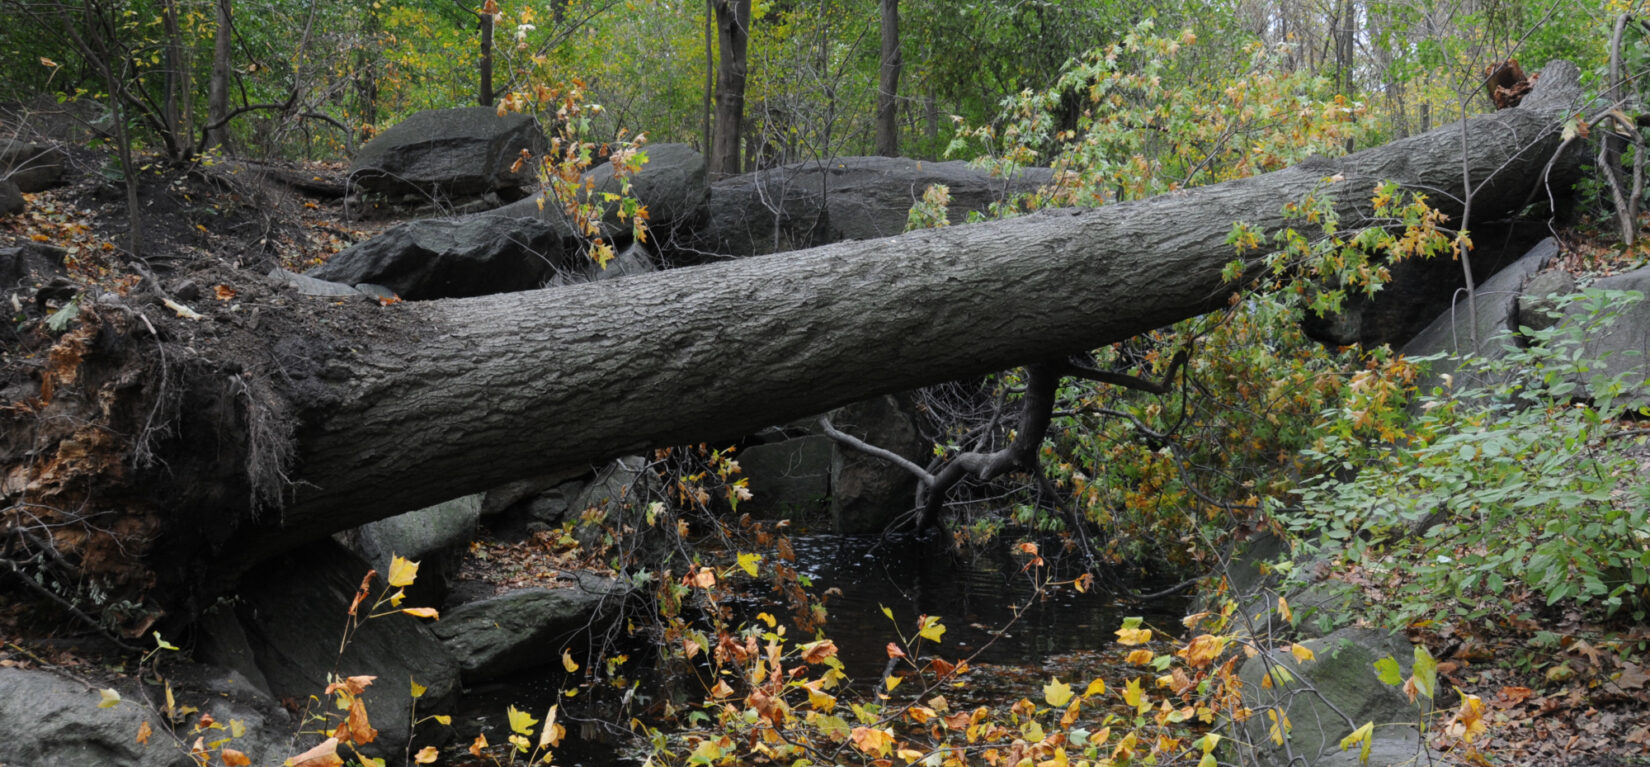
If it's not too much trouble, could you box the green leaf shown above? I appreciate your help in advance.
[45,296,80,332]
[1373,656,1402,686]
[1412,645,1438,700]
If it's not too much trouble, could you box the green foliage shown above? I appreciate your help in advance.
[946,20,1372,214]
[1293,290,1650,624]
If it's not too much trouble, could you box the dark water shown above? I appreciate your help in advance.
[786,534,1186,675]
[447,534,1188,765]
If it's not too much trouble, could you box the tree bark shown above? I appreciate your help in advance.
[204,0,233,151]
[875,0,901,157]
[3,63,1586,611]
[710,0,751,178]
[479,10,495,107]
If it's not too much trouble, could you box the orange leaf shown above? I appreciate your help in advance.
[348,570,375,617]
[135,720,153,745]
[688,568,716,589]
[850,726,894,757]
[222,748,251,766]
[469,733,488,757]
[885,642,905,659]
[213,285,236,301]
[334,697,377,745]
[800,639,838,664]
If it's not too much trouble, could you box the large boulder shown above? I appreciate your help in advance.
[221,540,460,761]
[0,667,183,767]
[431,573,630,681]
[347,494,483,607]
[737,434,833,519]
[1568,264,1650,405]
[829,394,925,534]
[306,214,568,299]
[0,178,22,216]
[1302,224,1544,347]
[1402,238,1559,393]
[494,142,708,250]
[307,213,654,300]
[1236,628,1429,767]
[349,107,548,197]
[694,157,1054,258]
[0,666,296,767]
[1,141,68,192]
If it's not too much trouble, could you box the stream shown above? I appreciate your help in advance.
[450,534,1190,765]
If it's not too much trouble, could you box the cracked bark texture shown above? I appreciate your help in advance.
[238,61,1590,567]
[0,63,1560,593]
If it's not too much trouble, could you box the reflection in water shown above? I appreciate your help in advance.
[787,534,1186,677]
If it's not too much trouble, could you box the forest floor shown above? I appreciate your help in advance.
[5,151,1650,766]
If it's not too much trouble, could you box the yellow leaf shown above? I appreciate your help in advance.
[917,615,946,643]
[410,678,427,699]
[885,675,903,691]
[99,688,122,708]
[1083,678,1106,697]
[1115,627,1152,646]
[507,705,538,737]
[1266,710,1290,746]
[756,612,776,628]
[737,552,762,576]
[434,715,452,725]
[1289,643,1316,664]
[1339,721,1373,751]
[1123,678,1143,708]
[1125,649,1155,665]
[230,719,246,738]
[562,648,580,673]
[1278,595,1293,623]
[1043,677,1074,707]
[387,556,420,588]
[400,607,439,620]
[414,746,439,764]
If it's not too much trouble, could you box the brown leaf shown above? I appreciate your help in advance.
[1615,663,1649,691]
[285,737,344,767]
[334,696,377,745]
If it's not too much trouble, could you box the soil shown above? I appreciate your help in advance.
[0,141,414,642]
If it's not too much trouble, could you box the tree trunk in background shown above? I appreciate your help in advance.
[703,0,714,158]
[5,63,1586,612]
[159,0,193,159]
[711,0,750,178]
[875,0,901,157]
[479,7,495,107]
[204,0,233,151]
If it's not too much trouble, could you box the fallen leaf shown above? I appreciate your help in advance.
[284,736,343,767]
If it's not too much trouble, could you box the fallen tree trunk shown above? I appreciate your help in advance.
[3,62,1585,617]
